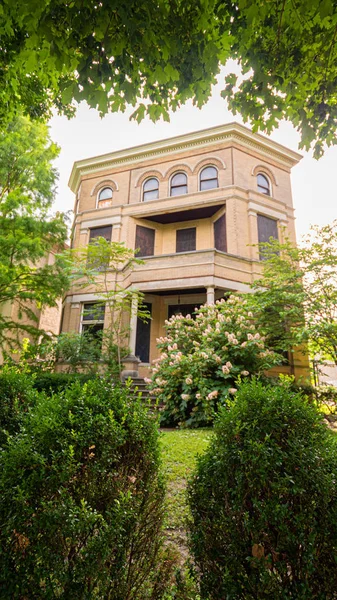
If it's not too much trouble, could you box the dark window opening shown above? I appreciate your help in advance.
[200,166,218,191]
[135,302,152,363]
[81,323,104,338]
[135,225,155,257]
[176,227,196,253]
[81,302,105,343]
[257,215,278,260]
[168,304,201,319]
[89,225,112,242]
[214,214,227,252]
[170,172,187,196]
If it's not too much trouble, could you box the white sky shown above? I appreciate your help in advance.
[49,66,337,242]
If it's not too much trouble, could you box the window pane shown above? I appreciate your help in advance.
[98,187,113,200]
[171,173,187,186]
[143,189,159,201]
[257,174,270,195]
[82,303,105,321]
[201,166,217,180]
[171,184,187,196]
[89,226,112,242]
[214,214,227,252]
[143,178,159,192]
[200,178,218,191]
[81,323,104,340]
[176,228,196,253]
[135,225,155,257]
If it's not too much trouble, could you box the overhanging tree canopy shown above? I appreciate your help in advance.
[1,0,337,157]
[0,116,69,352]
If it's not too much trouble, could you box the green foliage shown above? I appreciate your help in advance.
[53,331,103,373]
[0,116,69,352]
[0,365,38,448]
[251,221,337,369]
[0,378,171,599]
[222,0,337,158]
[147,295,281,427]
[32,371,94,394]
[68,237,150,376]
[188,379,337,599]
[0,0,221,126]
[2,2,337,154]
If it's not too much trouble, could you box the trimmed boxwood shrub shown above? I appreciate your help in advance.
[0,379,171,599]
[32,371,94,394]
[188,379,337,600]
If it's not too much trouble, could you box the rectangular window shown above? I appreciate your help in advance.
[89,225,112,242]
[214,214,227,252]
[81,302,105,340]
[135,225,155,257]
[257,215,278,260]
[176,227,196,253]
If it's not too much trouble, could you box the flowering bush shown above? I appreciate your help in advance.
[147,295,281,427]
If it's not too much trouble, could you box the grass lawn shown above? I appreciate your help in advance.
[160,428,213,559]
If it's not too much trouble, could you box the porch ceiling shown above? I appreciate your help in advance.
[138,202,225,224]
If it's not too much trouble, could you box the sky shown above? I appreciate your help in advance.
[49,66,337,242]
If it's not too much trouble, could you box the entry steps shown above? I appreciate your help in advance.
[123,376,161,408]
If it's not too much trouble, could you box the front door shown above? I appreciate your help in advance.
[135,302,152,363]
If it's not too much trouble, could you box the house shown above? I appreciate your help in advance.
[63,123,309,380]
[0,248,64,364]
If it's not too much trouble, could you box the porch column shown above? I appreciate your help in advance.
[206,286,215,305]
[129,293,138,356]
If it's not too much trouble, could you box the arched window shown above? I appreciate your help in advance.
[97,187,113,208]
[200,166,218,191]
[257,173,271,196]
[170,172,187,196]
[143,177,159,201]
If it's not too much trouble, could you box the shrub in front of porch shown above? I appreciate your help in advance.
[147,295,281,427]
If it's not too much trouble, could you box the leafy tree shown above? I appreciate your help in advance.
[0,116,69,353]
[2,1,337,155]
[222,0,337,158]
[68,237,150,376]
[250,221,337,368]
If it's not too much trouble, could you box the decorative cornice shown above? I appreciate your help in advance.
[68,122,302,194]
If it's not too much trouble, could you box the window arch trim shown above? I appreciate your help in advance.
[91,179,119,197]
[193,156,226,173]
[134,169,164,189]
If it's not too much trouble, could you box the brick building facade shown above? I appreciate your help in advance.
[63,123,309,380]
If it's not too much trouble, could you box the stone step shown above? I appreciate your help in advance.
[122,376,163,409]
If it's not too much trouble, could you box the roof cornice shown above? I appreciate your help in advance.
[68,122,302,194]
